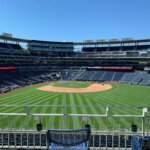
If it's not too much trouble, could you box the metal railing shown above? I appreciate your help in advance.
[0,105,150,149]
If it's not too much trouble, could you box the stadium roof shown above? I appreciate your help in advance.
[0,35,150,45]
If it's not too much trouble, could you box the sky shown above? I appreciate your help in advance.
[0,0,150,42]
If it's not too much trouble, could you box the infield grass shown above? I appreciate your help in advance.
[51,81,91,88]
[0,81,150,131]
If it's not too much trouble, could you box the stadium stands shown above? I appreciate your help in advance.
[112,72,125,81]
[0,70,55,93]
[76,70,150,85]
[82,45,150,52]
[89,70,105,81]
[1,68,150,94]
[101,71,114,81]
[120,72,140,83]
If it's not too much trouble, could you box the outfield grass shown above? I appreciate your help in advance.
[0,81,150,131]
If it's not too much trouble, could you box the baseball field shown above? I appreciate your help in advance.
[0,81,150,131]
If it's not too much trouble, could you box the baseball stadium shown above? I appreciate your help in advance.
[1,0,150,149]
[0,34,150,149]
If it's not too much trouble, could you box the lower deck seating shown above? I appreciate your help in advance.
[121,72,140,83]
[139,74,150,85]
[77,71,95,81]
[0,70,54,93]
[76,70,150,85]
[0,69,149,94]
[112,72,125,81]
[101,71,114,81]
[90,71,105,81]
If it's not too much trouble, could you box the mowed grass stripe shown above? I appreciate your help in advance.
[95,88,146,116]
[21,92,62,126]
[81,93,106,130]
[0,90,39,104]
[91,89,143,111]
[58,93,67,129]
[65,93,74,129]
[0,92,61,127]
[0,89,51,104]
[47,95,60,129]
[87,92,136,127]
[7,92,62,128]
[68,93,81,129]
[83,93,116,130]
[75,93,95,129]
[23,92,62,126]
[0,88,39,101]
[48,93,66,129]
[86,87,147,128]
[0,82,52,101]
[0,92,62,113]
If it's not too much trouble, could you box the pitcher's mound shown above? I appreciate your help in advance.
[38,83,112,93]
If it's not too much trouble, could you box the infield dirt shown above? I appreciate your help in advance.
[38,83,112,93]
